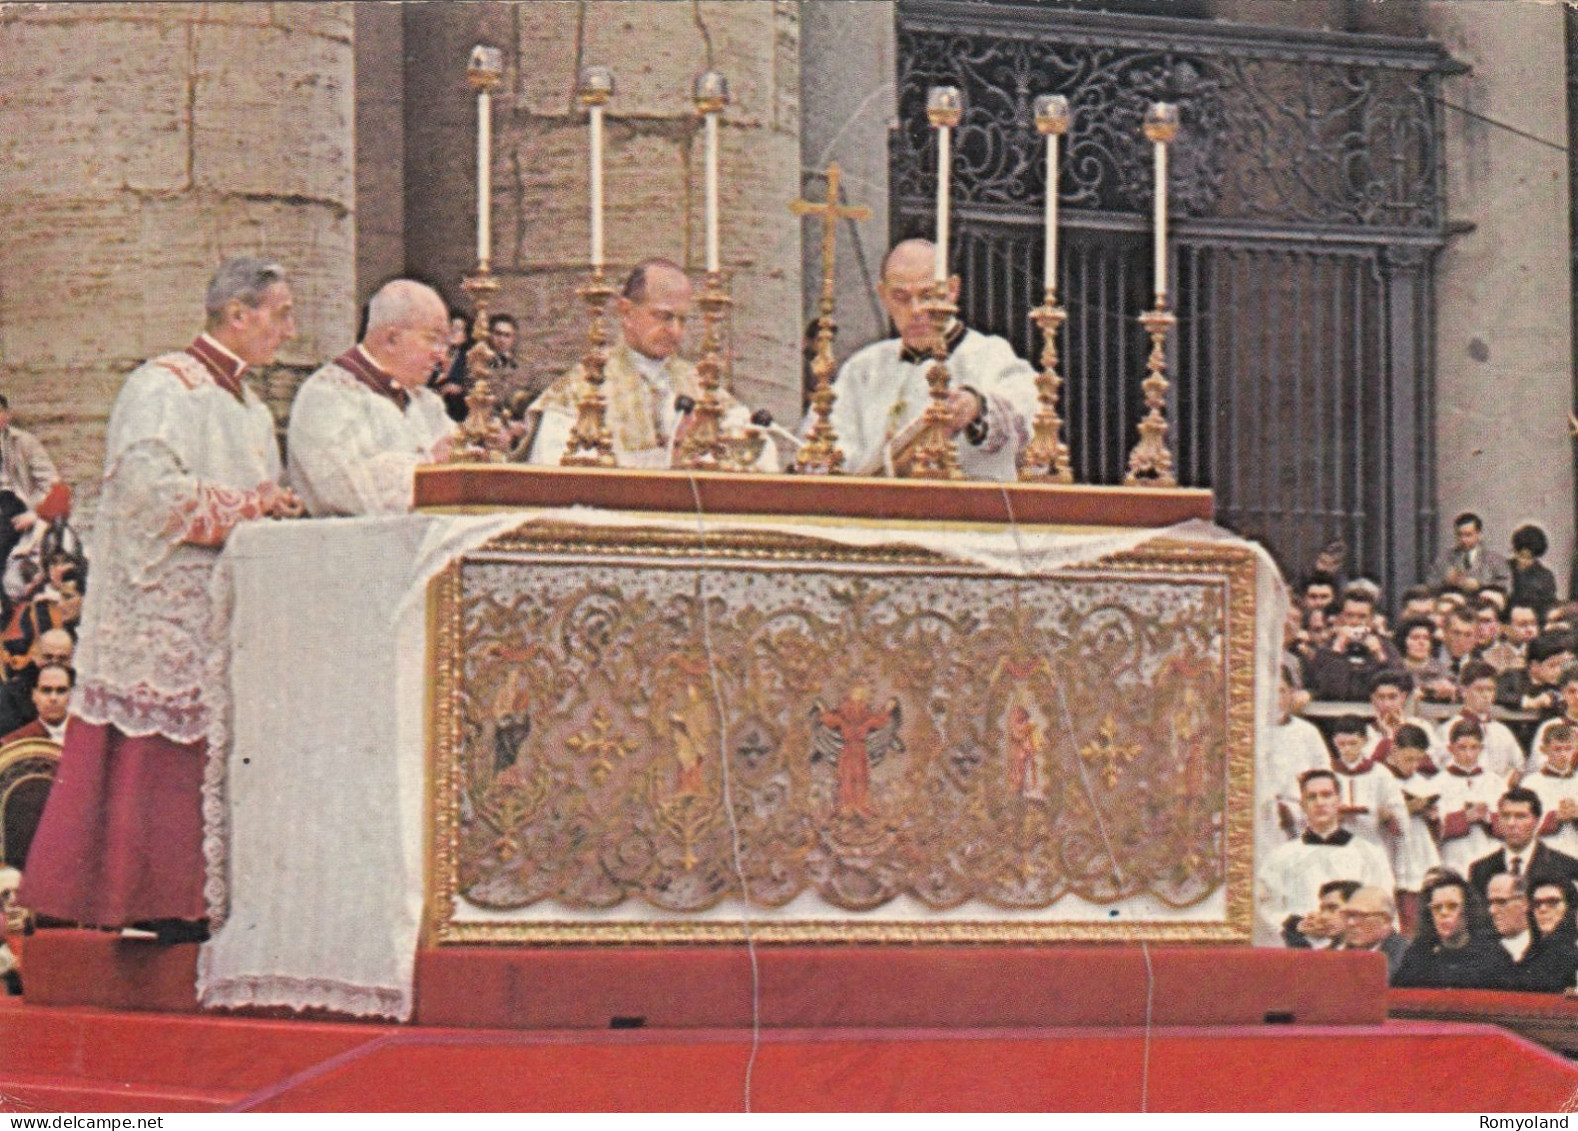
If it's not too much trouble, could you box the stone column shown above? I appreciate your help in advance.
[1425,0,1575,591]
[355,2,404,308]
[403,0,803,423]
[799,0,896,390]
[0,2,357,525]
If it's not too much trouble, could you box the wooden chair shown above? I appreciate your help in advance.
[0,737,60,871]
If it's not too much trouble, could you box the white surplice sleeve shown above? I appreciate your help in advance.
[288,372,454,517]
[75,360,284,742]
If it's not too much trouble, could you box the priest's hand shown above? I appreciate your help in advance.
[260,483,306,520]
[943,388,982,436]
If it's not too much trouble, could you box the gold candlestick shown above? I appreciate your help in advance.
[796,315,843,475]
[1020,93,1073,483]
[447,268,507,463]
[906,282,964,480]
[1123,304,1178,487]
[1020,289,1073,482]
[1125,103,1181,488]
[788,163,870,475]
[561,68,619,468]
[676,271,732,470]
[561,268,618,467]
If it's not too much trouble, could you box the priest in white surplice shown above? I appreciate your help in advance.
[815,239,1039,480]
[287,280,456,516]
[526,258,771,469]
[1257,768,1394,945]
[20,257,305,942]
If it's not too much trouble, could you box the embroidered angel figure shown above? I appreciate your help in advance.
[810,682,903,819]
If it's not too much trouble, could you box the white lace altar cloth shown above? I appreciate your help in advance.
[196,508,1283,1021]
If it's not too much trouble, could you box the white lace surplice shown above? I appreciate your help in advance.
[286,363,455,517]
[73,352,282,745]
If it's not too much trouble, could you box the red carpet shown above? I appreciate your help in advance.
[2,998,1574,1112]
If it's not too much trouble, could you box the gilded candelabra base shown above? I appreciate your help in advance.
[562,269,618,468]
[676,271,732,471]
[1123,304,1178,488]
[794,313,844,475]
[1019,292,1073,483]
[905,289,963,481]
[448,268,508,463]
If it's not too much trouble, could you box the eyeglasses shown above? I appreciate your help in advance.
[1532,897,1566,910]
[1429,902,1464,914]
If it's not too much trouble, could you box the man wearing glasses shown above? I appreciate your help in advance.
[527,259,767,468]
[1335,885,1409,979]
[1485,873,1532,963]
[288,279,457,516]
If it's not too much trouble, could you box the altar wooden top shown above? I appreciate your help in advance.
[414,465,1213,528]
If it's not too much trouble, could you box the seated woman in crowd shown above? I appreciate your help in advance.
[1515,877,1578,993]
[1509,524,1559,624]
[1394,614,1452,701]
[1394,872,1515,990]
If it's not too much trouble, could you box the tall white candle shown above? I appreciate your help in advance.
[935,125,951,283]
[590,103,605,268]
[477,87,491,267]
[705,110,720,273]
[1045,130,1059,295]
[1154,139,1167,305]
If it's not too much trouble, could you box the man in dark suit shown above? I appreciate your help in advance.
[1336,885,1410,980]
[1468,786,1578,896]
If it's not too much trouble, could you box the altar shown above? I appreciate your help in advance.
[192,468,1279,1022]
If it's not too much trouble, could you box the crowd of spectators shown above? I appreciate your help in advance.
[1264,512,1578,994]
[0,396,82,996]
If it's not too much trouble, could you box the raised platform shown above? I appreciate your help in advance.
[13,934,1578,1111]
[2,997,1573,1112]
[414,464,1215,527]
[26,932,1384,1029]
[412,945,1385,1030]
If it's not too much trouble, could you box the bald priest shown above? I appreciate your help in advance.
[819,238,1039,481]
[287,280,456,516]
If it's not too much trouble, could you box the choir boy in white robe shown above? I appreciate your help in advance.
[815,239,1039,481]
[20,258,304,942]
[1523,723,1578,859]
[287,280,456,516]
[1361,669,1439,770]
[1435,661,1527,784]
[1328,714,1405,855]
[1528,667,1578,776]
[1257,769,1394,945]
[1380,723,1443,937]
[1264,673,1330,841]
[1434,718,1506,877]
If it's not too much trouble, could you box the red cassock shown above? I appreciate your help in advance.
[19,337,285,927]
[22,723,207,923]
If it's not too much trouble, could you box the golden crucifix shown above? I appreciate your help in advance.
[788,163,871,474]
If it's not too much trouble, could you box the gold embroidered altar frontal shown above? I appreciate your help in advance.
[429,525,1257,944]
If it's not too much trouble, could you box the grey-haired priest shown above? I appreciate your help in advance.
[22,257,305,944]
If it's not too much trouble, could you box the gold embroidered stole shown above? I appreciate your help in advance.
[533,343,733,457]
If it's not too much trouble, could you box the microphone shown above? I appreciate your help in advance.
[748,409,805,450]
[667,395,696,467]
